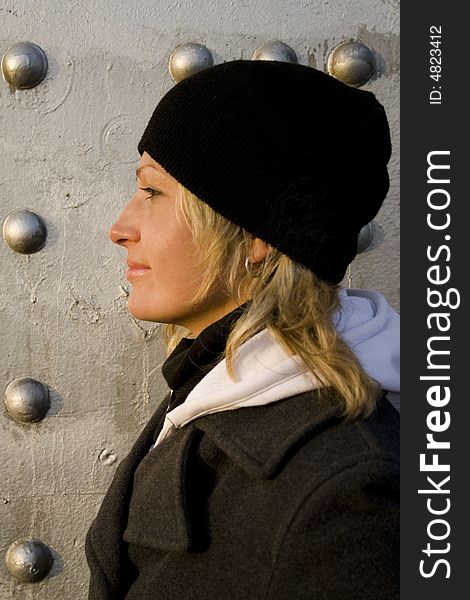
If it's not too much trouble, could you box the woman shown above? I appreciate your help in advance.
[86,59,399,599]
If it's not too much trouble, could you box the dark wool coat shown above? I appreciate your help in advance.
[85,389,399,600]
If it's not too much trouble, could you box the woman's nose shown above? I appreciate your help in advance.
[109,200,140,246]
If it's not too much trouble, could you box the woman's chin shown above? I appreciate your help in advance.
[127,298,158,323]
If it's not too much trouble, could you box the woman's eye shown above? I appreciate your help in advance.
[139,187,161,199]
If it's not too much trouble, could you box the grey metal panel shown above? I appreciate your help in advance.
[1,1,399,596]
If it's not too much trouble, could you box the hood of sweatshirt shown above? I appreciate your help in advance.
[152,288,400,449]
[334,288,400,404]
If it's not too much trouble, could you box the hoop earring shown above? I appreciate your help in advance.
[244,256,251,275]
[245,256,261,278]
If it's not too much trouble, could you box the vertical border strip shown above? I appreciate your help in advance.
[401,3,466,597]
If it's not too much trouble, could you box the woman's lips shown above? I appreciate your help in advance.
[126,267,150,279]
[126,261,150,280]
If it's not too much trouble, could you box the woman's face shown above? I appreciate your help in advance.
[109,152,240,335]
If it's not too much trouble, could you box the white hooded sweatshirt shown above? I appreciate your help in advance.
[151,288,400,450]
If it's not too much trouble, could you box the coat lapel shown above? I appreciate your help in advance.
[123,425,200,553]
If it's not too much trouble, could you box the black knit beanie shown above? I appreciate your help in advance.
[137,60,392,284]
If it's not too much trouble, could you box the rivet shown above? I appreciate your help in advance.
[327,41,375,87]
[2,209,47,254]
[357,222,374,254]
[1,42,48,90]
[251,41,298,63]
[5,539,53,583]
[168,43,214,83]
[4,377,50,423]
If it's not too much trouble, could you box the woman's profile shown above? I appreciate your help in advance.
[85,59,399,599]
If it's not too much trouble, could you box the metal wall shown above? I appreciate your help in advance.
[1,1,399,596]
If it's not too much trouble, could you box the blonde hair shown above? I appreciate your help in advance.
[161,183,380,420]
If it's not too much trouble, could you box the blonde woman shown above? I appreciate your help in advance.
[86,60,399,599]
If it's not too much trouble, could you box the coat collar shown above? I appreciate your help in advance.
[194,388,343,478]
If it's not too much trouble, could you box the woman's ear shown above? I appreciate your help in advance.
[250,237,273,264]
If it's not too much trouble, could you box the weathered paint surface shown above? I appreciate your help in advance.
[1,1,399,596]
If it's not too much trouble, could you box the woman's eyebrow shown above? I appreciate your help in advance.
[135,166,168,181]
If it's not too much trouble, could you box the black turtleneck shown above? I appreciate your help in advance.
[161,302,250,413]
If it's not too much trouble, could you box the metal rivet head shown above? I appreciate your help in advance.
[327,41,375,87]
[357,222,374,254]
[251,41,298,63]
[6,539,53,583]
[2,209,47,254]
[168,43,214,83]
[1,42,48,90]
[4,377,50,423]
